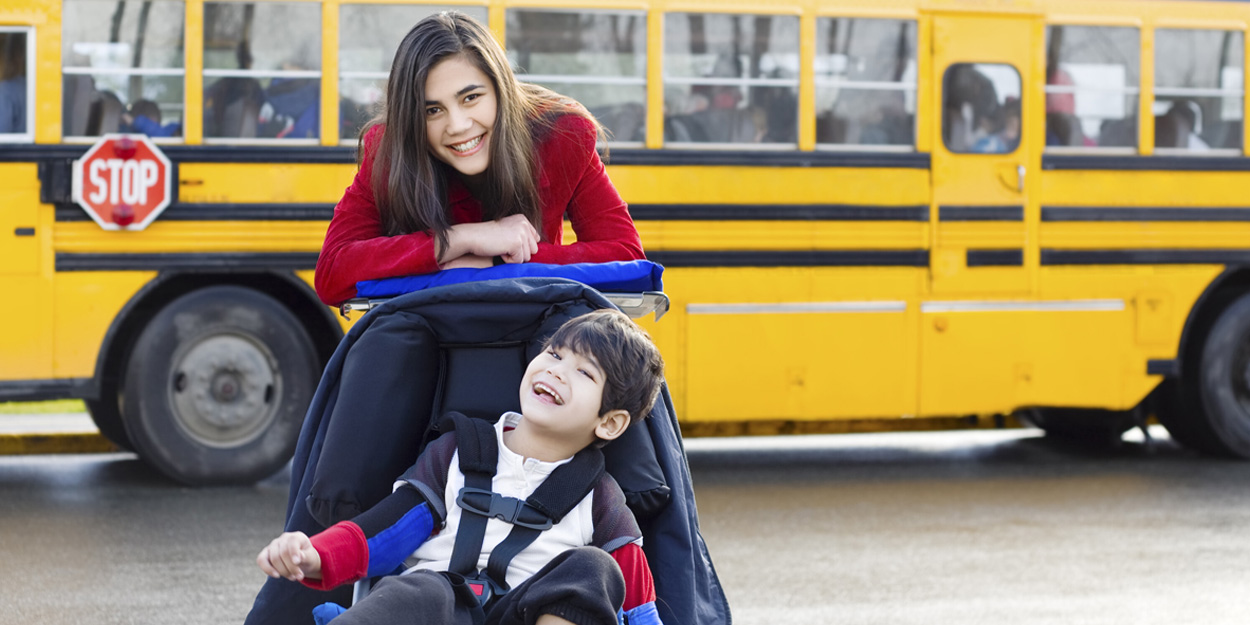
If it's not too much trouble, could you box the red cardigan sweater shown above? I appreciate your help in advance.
[315,114,645,306]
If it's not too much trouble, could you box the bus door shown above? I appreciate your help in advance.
[921,12,1039,416]
[929,12,1035,295]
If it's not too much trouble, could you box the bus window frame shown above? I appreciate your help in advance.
[1042,22,1142,155]
[0,26,34,144]
[507,6,648,149]
[661,10,802,150]
[940,62,1022,156]
[200,0,322,145]
[1151,26,1245,157]
[60,0,187,145]
[813,16,919,154]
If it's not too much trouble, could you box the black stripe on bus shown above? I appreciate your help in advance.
[1042,206,1250,222]
[966,249,1024,267]
[629,204,929,221]
[55,203,336,222]
[645,250,929,268]
[0,378,94,402]
[54,202,929,223]
[1041,249,1250,265]
[1043,154,1250,172]
[606,149,930,169]
[14,227,35,236]
[939,205,1024,221]
[56,252,320,272]
[0,144,359,164]
[4,144,931,169]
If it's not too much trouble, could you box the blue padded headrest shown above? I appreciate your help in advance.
[356,260,663,298]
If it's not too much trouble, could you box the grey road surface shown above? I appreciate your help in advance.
[2,426,1248,625]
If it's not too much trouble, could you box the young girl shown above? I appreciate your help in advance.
[315,12,645,306]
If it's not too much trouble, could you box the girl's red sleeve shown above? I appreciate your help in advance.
[314,126,442,306]
[529,114,645,266]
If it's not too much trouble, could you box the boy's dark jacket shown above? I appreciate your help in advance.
[244,278,731,625]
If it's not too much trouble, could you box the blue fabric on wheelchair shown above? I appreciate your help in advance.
[355,260,664,298]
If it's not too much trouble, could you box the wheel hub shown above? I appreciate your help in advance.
[170,334,280,447]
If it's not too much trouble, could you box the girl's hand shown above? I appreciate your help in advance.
[472,214,539,262]
[440,214,539,264]
[257,532,322,582]
[440,254,494,270]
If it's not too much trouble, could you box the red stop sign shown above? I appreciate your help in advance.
[72,133,173,231]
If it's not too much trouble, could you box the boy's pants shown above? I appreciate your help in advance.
[333,547,625,625]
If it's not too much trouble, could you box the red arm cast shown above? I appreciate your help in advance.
[611,542,657,612]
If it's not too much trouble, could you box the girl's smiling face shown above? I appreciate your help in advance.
[423,54,497,177]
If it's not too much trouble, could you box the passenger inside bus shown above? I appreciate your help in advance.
[1155,100,1210,150]
[204,41,264,138]
[121,99,181,137]
[262,59,319,139]
[972,97,1021,153]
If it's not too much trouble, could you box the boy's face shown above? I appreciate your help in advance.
[519,344,616,444]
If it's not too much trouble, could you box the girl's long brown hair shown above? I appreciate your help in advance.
[361,12,599,256]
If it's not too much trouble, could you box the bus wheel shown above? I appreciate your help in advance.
[120,285,318,485]
[1188,292,1250,458]
[85,391,133,452]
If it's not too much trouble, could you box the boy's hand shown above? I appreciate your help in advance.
[257,532,322,582]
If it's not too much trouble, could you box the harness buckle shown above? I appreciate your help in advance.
[456,487,553,530]
[464,570,508,610]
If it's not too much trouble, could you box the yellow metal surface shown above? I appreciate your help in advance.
[53,222,327,253]
[1042,170,1250,205]
[635,221,928,251]
[606,165,930,205]
[178,163,356,204]
[53,273,157,377]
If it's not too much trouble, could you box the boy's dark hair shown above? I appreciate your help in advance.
[544,309,664,425]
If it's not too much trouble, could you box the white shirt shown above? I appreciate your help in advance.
[402,412,597,588]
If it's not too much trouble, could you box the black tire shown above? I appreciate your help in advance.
[1152,379,1215,453]
[1180,292,1250,458]
[85,388,133,451]
[1022,408,1134,448]
[120,285,318,485]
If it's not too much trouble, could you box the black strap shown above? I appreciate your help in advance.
[441,412,499,577]
[484,447,604,588]
[438,411,606,592]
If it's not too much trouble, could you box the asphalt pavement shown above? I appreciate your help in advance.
[2,417,1249,624]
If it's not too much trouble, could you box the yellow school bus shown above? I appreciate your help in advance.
[5,0,1250,483]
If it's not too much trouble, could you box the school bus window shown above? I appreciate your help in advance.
[508,9,646,145]
[0,29,33,141]
[942,63,1020,154]
[1154,28,1243,154]
[815,18,917,149]
[1044,25,1140,151]
[339,4,487,144]
[662,13,799,146]
[203,1,320,141]
[62,0,185,140]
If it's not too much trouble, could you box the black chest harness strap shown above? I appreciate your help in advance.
[438,412,606,611]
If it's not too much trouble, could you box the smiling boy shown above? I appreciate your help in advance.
[257,309,665,625]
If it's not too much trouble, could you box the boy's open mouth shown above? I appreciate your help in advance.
[533,382,564,405]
